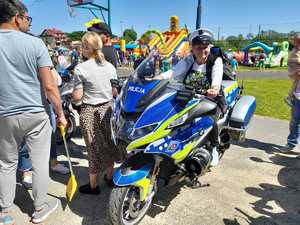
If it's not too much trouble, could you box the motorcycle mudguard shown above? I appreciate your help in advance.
[113,164,153,201]
[113,164,152,187]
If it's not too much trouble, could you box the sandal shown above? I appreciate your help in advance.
[0,214,16,225]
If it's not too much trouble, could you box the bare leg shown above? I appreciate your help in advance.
[89,173,98,188]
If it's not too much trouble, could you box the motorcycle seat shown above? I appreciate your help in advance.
[186,98,217,123]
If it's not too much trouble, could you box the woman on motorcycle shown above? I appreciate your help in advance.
[154,28,224,166]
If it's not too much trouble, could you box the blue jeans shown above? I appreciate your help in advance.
[18,145,32,172]
[18,105,58,171]
[287,98,300,146]
[49,105,58,159]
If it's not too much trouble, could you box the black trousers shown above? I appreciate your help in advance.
[209,106,222,148]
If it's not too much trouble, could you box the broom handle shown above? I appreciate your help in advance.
[59,126,75,176]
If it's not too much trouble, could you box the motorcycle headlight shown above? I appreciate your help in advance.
[129,124,158,140]
[168,114,189,129]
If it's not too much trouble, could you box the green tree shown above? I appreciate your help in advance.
[256,30,288,45]
[122,28,137,43]
[224,34,246,50]
[226,35,238,50]
[67,31,86,41]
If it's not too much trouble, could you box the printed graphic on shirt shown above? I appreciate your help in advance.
[185,70,210,91]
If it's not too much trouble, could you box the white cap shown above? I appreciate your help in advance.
[188,28,214,43]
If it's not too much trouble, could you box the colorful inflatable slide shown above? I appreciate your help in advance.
[243,41,289,67]
[146,16,189,60]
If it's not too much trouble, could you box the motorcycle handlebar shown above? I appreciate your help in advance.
[110,79,124,93]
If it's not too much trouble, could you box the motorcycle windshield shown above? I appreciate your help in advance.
[122,52,169,113]
[134,51,163,79]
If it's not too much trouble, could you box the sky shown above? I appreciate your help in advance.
[23,0,300,39]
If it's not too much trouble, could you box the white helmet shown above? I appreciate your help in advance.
[189,28,214,45]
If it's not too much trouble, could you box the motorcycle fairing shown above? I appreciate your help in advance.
[123,80,160,113]
[223,81,240,107]
[134,92,177,129]
[127,99,199,151]
[144,116,214,163]
[134,92,199,129]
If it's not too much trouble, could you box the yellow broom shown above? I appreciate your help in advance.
[59,125,78,202]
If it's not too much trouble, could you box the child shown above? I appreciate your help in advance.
[285,34,300,106]
[230,56,239,78]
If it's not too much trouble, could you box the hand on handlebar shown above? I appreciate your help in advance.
[207,88,218,98]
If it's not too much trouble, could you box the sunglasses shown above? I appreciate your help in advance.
[18,15,33,24]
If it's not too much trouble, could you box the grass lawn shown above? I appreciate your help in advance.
[239,78,292,120]
[239,65,288,72]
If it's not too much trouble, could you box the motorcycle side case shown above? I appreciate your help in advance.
[229,95,256,129]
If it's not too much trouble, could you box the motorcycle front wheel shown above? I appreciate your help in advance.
[109,185,155,225]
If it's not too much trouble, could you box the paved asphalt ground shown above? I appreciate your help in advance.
[10,117,300,225]
[10,69,300,225]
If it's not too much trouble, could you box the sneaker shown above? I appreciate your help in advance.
[51,163,70,175]
[210,147,220,167]
[22,174,32,190]
[279,143,296,152]
[31,200,58,224]
[284,96,293,107]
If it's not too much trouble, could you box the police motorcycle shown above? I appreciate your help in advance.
[108,51,256,225]
[56,71,78,144]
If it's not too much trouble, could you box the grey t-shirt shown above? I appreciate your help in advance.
[74,59,117,105]
[0,30,53,117]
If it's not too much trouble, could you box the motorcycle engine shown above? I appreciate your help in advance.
[184,148,211,176]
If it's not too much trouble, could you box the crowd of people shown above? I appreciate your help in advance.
[1,1,300,225]
[248,51,267,69]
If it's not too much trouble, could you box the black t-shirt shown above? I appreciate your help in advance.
[102,46,118,68]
